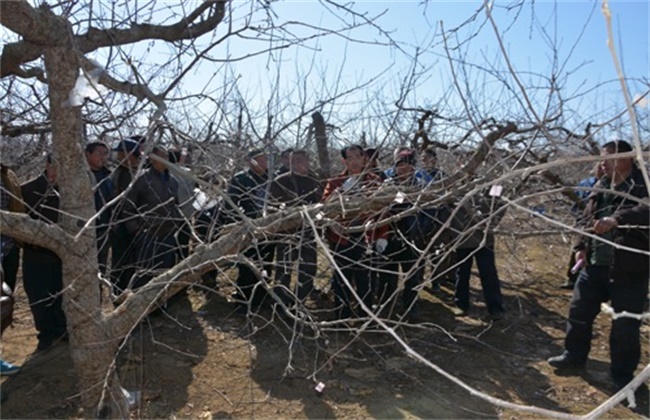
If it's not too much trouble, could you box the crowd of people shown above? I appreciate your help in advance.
[0,137,647,397]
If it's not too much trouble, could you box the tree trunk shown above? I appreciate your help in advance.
[312,111,330,178]
[44,27,128,419]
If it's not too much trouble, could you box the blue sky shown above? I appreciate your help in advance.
[2,1,648,144]
[175,0,648,143]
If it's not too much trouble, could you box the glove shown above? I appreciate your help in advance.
[375,238,388,254]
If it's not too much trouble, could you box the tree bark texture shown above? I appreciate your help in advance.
[42,14,129,419]
[312,112,331,178]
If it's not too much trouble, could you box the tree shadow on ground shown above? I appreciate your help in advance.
[117,292,208,418]
[197,286,338,419]
[189,269,646,419]
[1,291,207,419]
[1,341,78,419]
[404,277,573,416]
[199,283,497,419]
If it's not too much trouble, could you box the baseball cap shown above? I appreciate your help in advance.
[113,139,141,157]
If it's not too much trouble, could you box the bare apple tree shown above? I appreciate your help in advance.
[1,0,648,418]
[0,0,402,416]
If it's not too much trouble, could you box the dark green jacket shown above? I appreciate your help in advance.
[574,167,648,268]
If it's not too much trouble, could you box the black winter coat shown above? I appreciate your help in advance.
[225,169,269,221]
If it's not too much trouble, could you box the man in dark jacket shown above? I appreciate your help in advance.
[1,169,21,375]
[365,148,387,181]
[123,146,182,289]
[109,138,141,294]
[269,149,323,304]
[21,155,67,351]
[226,149,274,307]
[548,140,649,392]
[0,164,24,292]
[376,149,432,320]
[85,141,113,274]
[273,148,294,178]
[451,187,506,320]
[420,147,446,182]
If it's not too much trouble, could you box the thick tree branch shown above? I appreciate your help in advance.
[79,56,166,110]
[0,210,70,255]
[0,1,69,45]
[1,0,227,79]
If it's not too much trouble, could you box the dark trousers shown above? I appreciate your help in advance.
[235,244,275,306]
[176,221,191,261]
[1,246,20,291]
[275,239,317,302]
[331,239,372,318]
[376,239,424,316]
[565,265,609,362]
[455,246,504,314]
[110,224,136,294]
[429,247,456,285]
[96,226,110,275]
[22,259,67,344]
[565,265,648,385]
[565,251,579,286]
[131,231,178,289]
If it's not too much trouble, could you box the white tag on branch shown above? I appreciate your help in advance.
[394,191,405,204]
[192,188,220,211]
[65,59,107,107]
[315,382,325,393]
[489,185,503,197]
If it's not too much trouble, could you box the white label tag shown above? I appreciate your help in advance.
[489,185,503,197]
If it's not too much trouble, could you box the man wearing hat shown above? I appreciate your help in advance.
[225,148,274,308]
[384,145,431,183]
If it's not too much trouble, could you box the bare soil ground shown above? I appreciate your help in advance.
[1,229,649,419]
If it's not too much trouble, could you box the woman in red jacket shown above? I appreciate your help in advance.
[322,145,386,320]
